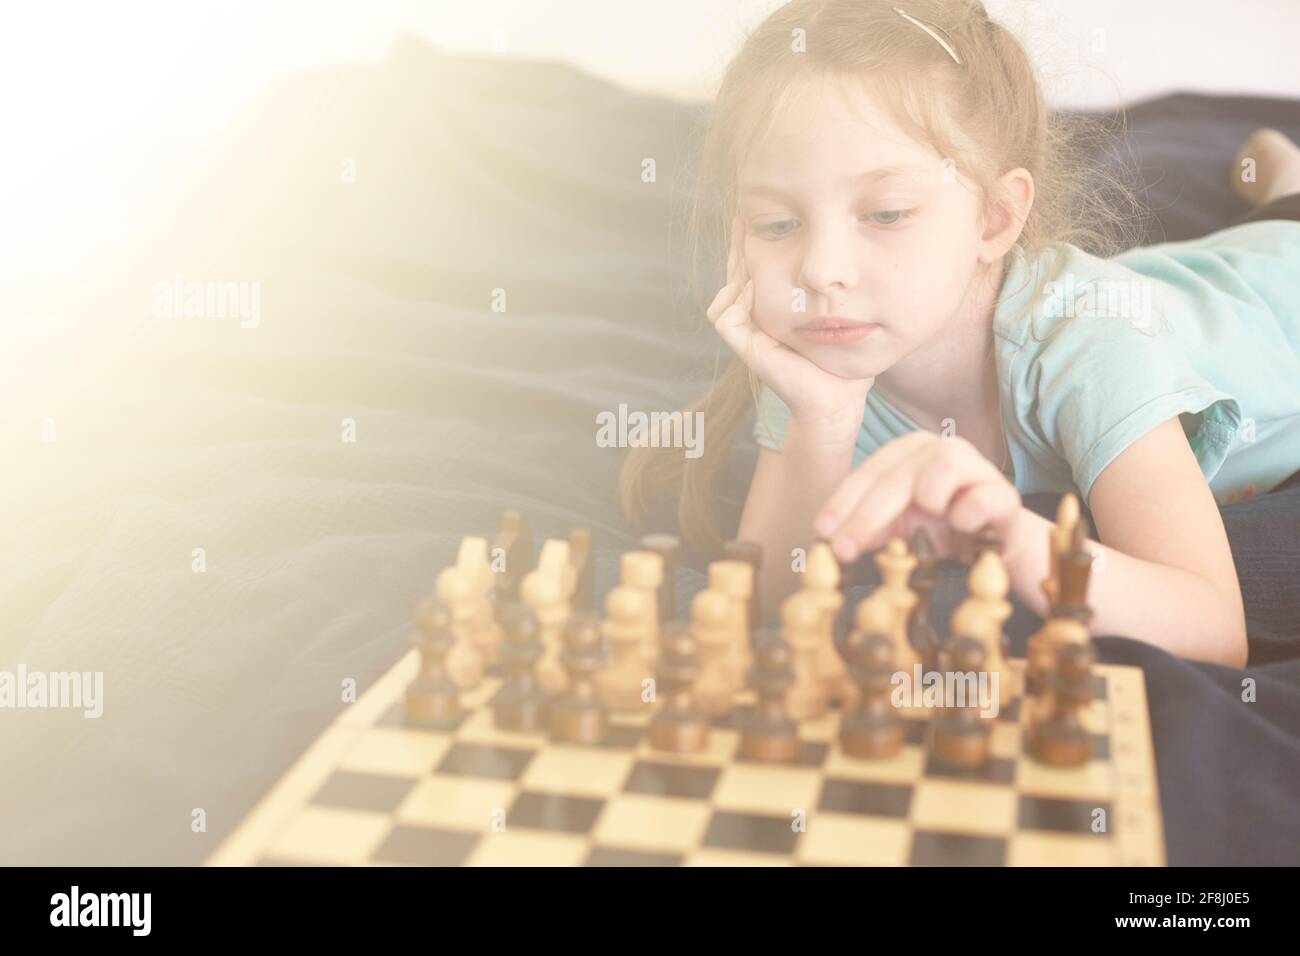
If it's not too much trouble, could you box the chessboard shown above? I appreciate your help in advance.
[209,501,1165,867]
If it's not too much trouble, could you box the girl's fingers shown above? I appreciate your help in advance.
[947,480,1019,538]
[828,456,923,561]
[814,432,933,538]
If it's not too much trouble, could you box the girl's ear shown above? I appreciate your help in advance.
[977,167,1034,264]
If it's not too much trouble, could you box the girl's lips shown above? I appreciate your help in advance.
[795,321,880,344]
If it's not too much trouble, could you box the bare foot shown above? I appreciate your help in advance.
[1231,128,1300,206]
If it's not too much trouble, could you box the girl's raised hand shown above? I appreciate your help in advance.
[707,216,875,437]
[813,431,1025,563]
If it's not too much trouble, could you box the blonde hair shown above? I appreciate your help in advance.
[620,0,1145,556]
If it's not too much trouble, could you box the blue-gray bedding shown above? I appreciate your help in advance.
[3,40,1298,864]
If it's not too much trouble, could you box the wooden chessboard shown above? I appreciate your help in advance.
[207,648,1165,867]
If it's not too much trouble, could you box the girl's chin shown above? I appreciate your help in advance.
[800,347,888,381]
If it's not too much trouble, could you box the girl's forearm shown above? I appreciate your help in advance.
[737,422,859,625]
[1002,508,1248,667]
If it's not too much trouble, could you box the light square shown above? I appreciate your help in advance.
[465,830,589,866]
[711,763,822,816]
[266,806,391,864]
[910,779,1016,835]
[593,794,712,852]
[797,813,910,866]
[340,726,453,778]
[393,775,518,832]
[520,746,635,797]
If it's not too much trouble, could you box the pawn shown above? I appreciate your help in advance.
[781,592,831,721]
[405,598,461,727]
[840,623,904,760]
[1030,641,1096,767]
[649,623,709,753]
[739,635,799,762]
[433,566,486,689]
[689,590,738,717]
[492,601,549,733]
[549,611,608,744]
[931,637,992,768]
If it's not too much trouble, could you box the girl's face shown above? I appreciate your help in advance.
[737,78,991,381]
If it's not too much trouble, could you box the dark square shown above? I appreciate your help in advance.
[702,811,799,855]
[818,778,913,818]
[909,830,1007,866]
[436,743,535,781]
[585,847,684,867]
[924,752,1016,784]
[1019,796,1112,835]
[508,791,605,834]
[1090,733,1110,759]
[379,700,470,732]
[623,761,720,800]
[309,770,417,813]
[372,825,480,866]
[998,698,1021,723]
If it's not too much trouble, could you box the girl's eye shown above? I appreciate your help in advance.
[757,219,798,238]
[864,209,911,226]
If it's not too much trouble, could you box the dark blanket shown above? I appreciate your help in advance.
[5,40,1298,865]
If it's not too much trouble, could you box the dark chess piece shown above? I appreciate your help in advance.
[649,622,709,753]
[641,533,681,622]
[840,631,904,760]
[908,528,941,672]
[548,611,608,744]
[1051,518,1096,626]
[405,597,461,728]
[724,539,763,628]
[931,636,992,768]
[1030,641,1097,767]
[739,634,799,762]
[568,528,595,613]
[492,600,550,732]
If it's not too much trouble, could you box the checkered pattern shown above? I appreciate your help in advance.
[208,653,1164,866]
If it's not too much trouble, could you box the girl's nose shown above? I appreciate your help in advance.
[797,225,859,296]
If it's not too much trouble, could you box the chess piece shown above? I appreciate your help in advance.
[1025,616,1089,709]
[908,529,942,672]
[931,636,992,767]
[874,539,923,671]
[493,601,549,732]
[1042,494,1080,609]
[641,534,681,622]
[781,591,831,721]
[949,550,1016,709]
[549,611,608,744]
[568,527,595,612]
[1030,641,1097,767]
[804,542,857,706]
[723,539,763,626]
[524,540,577,693]
[708,559,755,688]
[649,623,709,753]
[456,536,504,667]
[840,628,904,760]
[491,511,535,605]
[405,597,460,727]
[689,589,738,716]
[1053,516,1096,625]
[739,636,800,762]
[596,585,657,712]
[431,567,485,689]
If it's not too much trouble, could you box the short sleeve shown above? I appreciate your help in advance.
[1022,314,1242,501]
[753,382,792,452]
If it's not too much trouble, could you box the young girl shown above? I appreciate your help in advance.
[622,0,1300,668]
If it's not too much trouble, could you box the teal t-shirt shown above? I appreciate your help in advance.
[753,220,1300,505]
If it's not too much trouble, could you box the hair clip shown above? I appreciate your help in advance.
[893,7,963,65]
